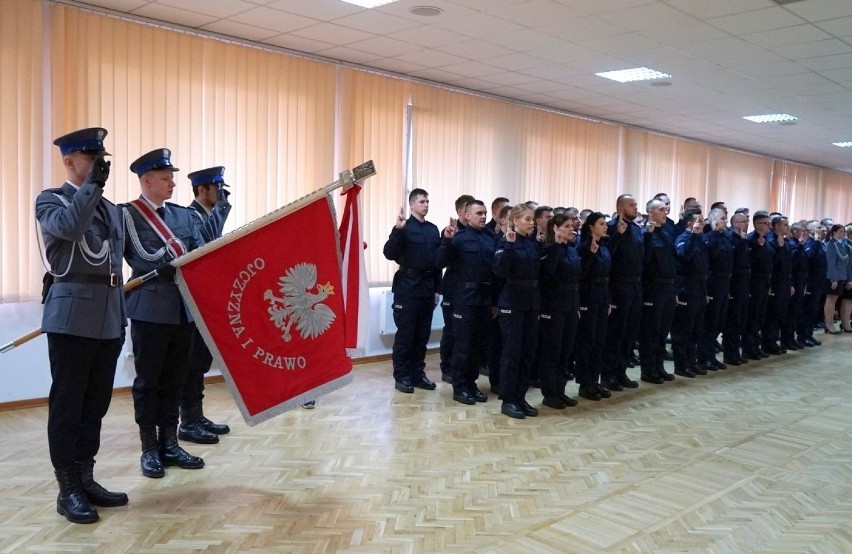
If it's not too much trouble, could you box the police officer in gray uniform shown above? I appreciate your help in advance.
[121,148,206,478]
[178,166,232,444]
[36,127,127,524]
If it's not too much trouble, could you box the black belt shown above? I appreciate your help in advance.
[612,276,641,283]
[54,274,119,287]
[646,277,675,285]
[460,281,491,289]
[556,283,579,292]
[401,267,434,278]
[507,278,538,287]
[583,277,609,284]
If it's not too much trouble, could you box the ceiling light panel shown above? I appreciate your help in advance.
[832,141,852,147]
[340,0,399,8]
[595,67,672,83]
[742,113,798,123]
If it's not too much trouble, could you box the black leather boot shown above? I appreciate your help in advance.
[159,426,205,470]
[140,426,165,479]
[179,405,219,444]
[77,460,128,507]
[55,468,99,524]
[198,408,230,436]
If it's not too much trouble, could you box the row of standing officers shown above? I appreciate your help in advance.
[383,190,846,421]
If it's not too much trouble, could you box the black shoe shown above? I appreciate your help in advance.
[542,396,569,409]
[640,373,664,384]
[807,337,822,346]
[519,400,538,417]
[595,384,612,398]
[759,349,770,358]
[698,361,717,372]
[77,461,128,507]
[559,393,579,407]
[674,369,696,378]
[692,366,708,376]
[198,416,230,435]
[745,351,762,361]
[764,345,784,355]
[618,375,639,388]
[160,444,204,470]
[471,388,487,402]
[395,379,414,393]
[441,373,453,384]
[795,340,807,349]
[54,469,99,524]
[603,379,622,392]
[781,342,799,351]
[501,402,526,419]
[411,375,437,390]
[140,449,165,479]
[658,370,675,381]
[179,420,220,444]
[710,359,727,370]
[452,390,476,405]
[723,357,741,366]
[578,386,602,401]
[737,356,749,364]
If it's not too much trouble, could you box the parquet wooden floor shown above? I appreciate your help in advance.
[1,335,850,553]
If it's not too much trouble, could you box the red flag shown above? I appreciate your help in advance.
[176,196,352,426]
[338,183,366,349]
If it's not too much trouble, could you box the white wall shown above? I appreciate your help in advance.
[0,287,442,404]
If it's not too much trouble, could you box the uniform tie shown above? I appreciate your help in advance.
[156,207,165,218]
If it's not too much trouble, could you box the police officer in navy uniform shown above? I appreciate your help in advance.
[800,222,826,347]
[671,209,709,378]
[494,204,541,419]
[763,216,793,355]
[782,222,808,349]
[121,148,206,478]
[639,198,677,384]
[178,166,232,444]
[36,128,127,524]
[576,212,613,401]
[538,213,581,409]
[602,194,643,391]
[438,194,475,383]
[722,212,752,365]
[383,188,441,393]
[436,200,495,407]
[743,211,773,360]
[698,208,733,371]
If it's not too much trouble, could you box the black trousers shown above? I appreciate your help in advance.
[391,295,435,382]
[639,286,676,377]
[450,305,490,394]
[723,283,749,360]
[744,282,769,354]
[130,320,194,429]
[498,308,539,404]
[47,332,123,470]
[575,303,608,386]
[602,284,641,381]
[699,285,729,363]
[539,302,578,398]
[798,282,820,339]
[181,327,213,411]
[672,295,706,371]
[439,299,455,374]
[782,281,806,344]
[763,283,791,348]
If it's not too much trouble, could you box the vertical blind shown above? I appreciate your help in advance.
[0,2,849,302]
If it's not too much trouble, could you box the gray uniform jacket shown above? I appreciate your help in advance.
[121,199,205,324]
[189,198,230,242]
[35,181,127,340]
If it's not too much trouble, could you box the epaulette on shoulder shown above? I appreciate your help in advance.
[42,187,63,194]
[165,201,190,211]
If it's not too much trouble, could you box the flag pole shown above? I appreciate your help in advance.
[172,160,375,268]
[0,269,160,353]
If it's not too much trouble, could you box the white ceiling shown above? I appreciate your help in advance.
[72,0,852,173]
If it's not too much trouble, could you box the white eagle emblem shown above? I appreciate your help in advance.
[264,263,336,342]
